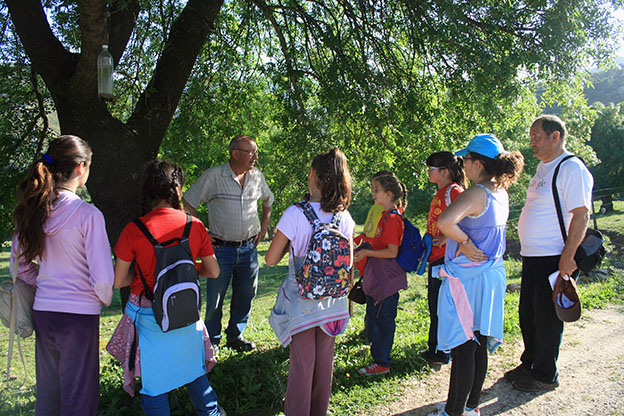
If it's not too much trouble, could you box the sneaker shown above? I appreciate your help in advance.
[358,363,390,376]
[435,402,480,415]
[420,349,450,365]
[512,375,559,392]
[503,364,530,381]
[226,337,256,352]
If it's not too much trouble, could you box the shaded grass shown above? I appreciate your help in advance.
[1,203,623,415]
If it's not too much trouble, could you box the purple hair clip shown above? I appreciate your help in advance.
[42,153,53,165]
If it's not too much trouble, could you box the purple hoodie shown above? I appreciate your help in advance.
[10,191,114,315]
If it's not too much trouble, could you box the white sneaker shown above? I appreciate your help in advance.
[433,402,481,415]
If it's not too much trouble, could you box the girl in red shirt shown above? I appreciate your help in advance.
[354,171,408,376]
[421,152,467,365]
[109,160,223,416]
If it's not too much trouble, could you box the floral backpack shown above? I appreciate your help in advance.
[295,201,351,299]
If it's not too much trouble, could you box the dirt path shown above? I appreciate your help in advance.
[372,305,624,416]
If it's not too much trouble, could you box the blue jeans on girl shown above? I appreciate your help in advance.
[141,374,221,416]
[365,292,399,367]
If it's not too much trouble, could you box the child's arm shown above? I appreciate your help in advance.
[438,186,487,262]
[265,230,291,266]
[198,254,220,278]
[113,258,134,289]
[353,243,399,263]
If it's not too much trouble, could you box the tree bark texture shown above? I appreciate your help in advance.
[6,0,224,241]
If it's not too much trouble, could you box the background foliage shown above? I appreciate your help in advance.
[1,1,623,234]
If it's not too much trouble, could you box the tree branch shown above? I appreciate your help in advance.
[109,0,140,65]
[127,0,223,147]
[6,0,76,91]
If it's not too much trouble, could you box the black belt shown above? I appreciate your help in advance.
[213,236,255,247]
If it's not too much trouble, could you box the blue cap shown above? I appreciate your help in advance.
[454,134,505,159]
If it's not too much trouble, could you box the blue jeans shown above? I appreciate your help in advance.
[141,374,221,416]
[205,241,259,344]
[365,293,399,367]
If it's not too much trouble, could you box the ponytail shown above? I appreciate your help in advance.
[13,135,92,263]
[468,151,524,190]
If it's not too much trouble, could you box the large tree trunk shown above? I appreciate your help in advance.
[7,0,224,241]
[53,96,153,239]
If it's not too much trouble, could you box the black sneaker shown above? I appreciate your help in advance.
[512,374,559,392]
[226,337,256,352]
[420,350,450,365]
[503,364,530,381]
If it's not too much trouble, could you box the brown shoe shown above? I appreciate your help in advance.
[503,364,530,381]
[512,375,559,392]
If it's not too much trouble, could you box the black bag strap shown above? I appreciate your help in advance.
[130,215,193,301]
[551,155,597,243]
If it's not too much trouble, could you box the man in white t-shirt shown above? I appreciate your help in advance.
[505,115,593,392]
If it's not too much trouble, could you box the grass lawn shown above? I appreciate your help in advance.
[1,201,623,415]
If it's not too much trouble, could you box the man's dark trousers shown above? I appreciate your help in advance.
[518,255,564,384]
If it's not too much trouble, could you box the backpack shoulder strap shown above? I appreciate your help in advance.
[330,211,343,228]
[551,155,578,242]
[380,208,401,227]
[295,201,320,229]
[182,214,193,240]
[445,183,461,206]
[130,219,156,300]
[133,218,160,247]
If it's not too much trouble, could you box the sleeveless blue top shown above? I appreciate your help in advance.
[445,184,509,263]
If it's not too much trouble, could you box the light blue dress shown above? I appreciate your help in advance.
[433,184,509,353]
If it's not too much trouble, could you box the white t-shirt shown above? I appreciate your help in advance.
[518,151,593,257]
[276,201,355,256]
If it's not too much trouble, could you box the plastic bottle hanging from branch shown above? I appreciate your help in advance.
[97,45,113,101]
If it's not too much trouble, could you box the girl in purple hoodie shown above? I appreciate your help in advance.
[11,135,114,416]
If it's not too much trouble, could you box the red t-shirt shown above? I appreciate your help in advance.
[114,207,214,297]
[355,208,404,276]
[371,209,404,250]
[427,183,463,262]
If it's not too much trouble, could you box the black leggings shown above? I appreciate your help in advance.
[445,332,488,416]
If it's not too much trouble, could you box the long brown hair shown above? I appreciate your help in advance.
[310,147,352,213]
[13,135,92,262]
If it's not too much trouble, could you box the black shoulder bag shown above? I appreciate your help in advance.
[552,155,606,275]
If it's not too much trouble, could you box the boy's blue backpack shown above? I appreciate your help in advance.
[382,210,425,273]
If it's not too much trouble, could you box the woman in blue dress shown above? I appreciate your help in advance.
[433,134,524,416]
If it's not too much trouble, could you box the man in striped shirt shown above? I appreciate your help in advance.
[183,135,274,352]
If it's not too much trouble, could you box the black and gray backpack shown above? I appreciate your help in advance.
[133,215,201,332]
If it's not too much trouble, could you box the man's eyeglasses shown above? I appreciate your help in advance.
[463,156,475,162]
[234,148,258,157]
[427,166,446,171]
